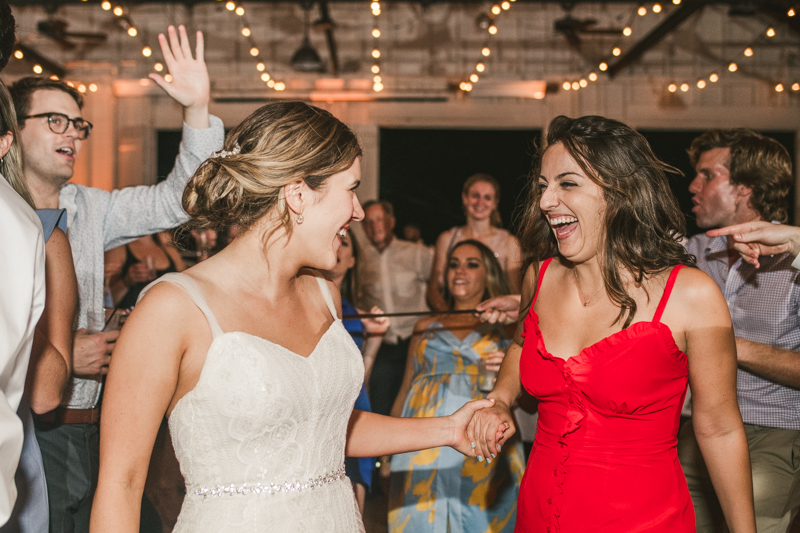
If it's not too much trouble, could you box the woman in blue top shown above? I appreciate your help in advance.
[388,240,525,533]
[322,228,389,514]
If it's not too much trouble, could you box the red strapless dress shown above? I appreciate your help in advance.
[515,258,695,533]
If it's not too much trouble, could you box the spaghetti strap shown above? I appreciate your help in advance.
[531,258,553,308]
[138,273,225,339]
[653,265,686,323]
[311,271,338,320]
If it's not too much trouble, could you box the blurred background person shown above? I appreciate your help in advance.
[321,228,389,515]
[386,240,524,532]
[428,174,522,312]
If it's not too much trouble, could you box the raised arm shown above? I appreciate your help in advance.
[90,283,201,533]
[677,268,755,533]
[427,230,453,312]
[27,227,76,413]
[706,221,800,268]
[103,25,224,251]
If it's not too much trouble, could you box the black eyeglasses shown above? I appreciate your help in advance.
[22,113,93,140]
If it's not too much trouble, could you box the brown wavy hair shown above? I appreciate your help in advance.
[442,239,510,310]
[183,102,362,240]
[518,115,694,328]
[688,129,792,223]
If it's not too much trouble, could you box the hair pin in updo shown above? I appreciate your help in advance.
[209,143,241,159]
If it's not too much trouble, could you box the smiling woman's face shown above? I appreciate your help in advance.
[538,143,606,263]
[446,244,487,304]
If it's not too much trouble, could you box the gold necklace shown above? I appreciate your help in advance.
[573,268,603,307]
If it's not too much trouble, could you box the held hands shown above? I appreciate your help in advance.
[706,221,800,268]
[476,295,521,325]
[149,25,210,129]
[362,306,390,337]
[73,329,119,376]
[466,399,515,462]
[447,398,503,457]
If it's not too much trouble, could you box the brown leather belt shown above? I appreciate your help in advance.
[34,407,100,425]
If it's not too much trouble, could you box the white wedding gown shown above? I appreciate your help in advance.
[141,272,366,532]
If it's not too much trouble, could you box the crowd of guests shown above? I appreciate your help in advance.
[1,1,800,532]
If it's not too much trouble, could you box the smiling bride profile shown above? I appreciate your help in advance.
[89,102,493,532]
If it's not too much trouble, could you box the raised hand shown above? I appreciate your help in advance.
[447,398,497,457]
[149,25,210,129]
[466,399,515,462]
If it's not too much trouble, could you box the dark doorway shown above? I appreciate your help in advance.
[378,128,541,245]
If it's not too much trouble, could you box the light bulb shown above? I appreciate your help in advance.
[373,75,382,83]
[225,1,235,10]
[744,47,753,57]
[673,0,681,4]
[275,82,286,91]
[250,47,259,56]
[776,83,785,92]
[372,49,381,58]
[728,62,738,72]
[49,75,59,80]
[697,79,706,89]
[653,3,662,13]
[709,73,719,82]
[680,83,689,92]
[164,74,173,82]
[470,73,479,82]
[113,6,123,16]
[571,81,580,90]
[261,73,270,82]
[101,1,111,9]
[372,29,380,38]
[638,6,647,16]
[612,47,621,56]
[235,6,244,16]
[33,64,42,74]
[373,82,384,92]
[491,5,501,15]
[476,62,485,72]
[371,64,380,73]
[372,8,381,16]
[241,27,251,37]
[464,82,473,91]
[579,78,588,87]
[13,50,22,59]
[562,81,571,91]
[623,26,632,36]
[267,80,275,87]
[668,83,677,92]
[128,27,138,37]
[481,47,491,57]
[154,62,164,72]
[599,62,608,71]
[589,72,598,81]
[78,84,87,93]
[488,25,498,35]
[142,46,152,57]
[256,62,265,71]
[89,83,98,92]
[370,2,380,10]
[767,27,776,37]
[793,83,800,91]
[501,1,510,9]
[789,8,796,17]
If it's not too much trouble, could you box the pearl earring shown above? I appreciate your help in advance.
[295,214,304,225]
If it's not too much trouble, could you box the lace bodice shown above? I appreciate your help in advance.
[141,272,365,532]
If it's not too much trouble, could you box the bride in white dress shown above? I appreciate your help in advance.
[90,84,493,531]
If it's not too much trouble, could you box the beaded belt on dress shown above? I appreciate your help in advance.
[190,467,347,499]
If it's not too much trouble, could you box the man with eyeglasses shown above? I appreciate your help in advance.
[8,25,223,533]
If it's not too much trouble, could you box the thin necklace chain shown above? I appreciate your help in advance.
[573,268,604,307]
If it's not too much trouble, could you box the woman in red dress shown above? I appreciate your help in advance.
[469,116,756,532]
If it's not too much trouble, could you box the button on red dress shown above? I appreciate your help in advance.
[515,258,695,532]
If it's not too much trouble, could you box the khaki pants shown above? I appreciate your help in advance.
[678,420,800,533]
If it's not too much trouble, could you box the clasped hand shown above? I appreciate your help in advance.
[447,397,515,461]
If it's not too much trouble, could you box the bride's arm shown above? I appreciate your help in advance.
[90,283,201,533]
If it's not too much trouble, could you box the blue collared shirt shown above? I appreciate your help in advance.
[687,233,800,430]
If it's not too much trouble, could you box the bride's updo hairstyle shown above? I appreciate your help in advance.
[519,115,694,328]
[183,102,362,237]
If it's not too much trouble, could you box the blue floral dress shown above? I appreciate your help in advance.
[388,321,525,533]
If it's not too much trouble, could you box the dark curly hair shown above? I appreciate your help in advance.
[688,129,792,223]
[518,115,694,328]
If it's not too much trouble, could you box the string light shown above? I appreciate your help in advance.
[638,5,647,16]
[579,78,588,87]
[256,62,265,71]
[488,24,498,35]
[728,62,738,72]
[599,62,608,71]
[225,1,235,10]
[89,83,98,92]
[562,81,571,91]
[673,0,681,4]
[668,83,677,92]
[652,3,662,13]
[370,1,382,89]
[470,74,479,82]
[776,83,785,92]
[372,29,380,38]
[250,47,259,56]
[588,72,598,81]
[154,62,164,72]
[101,1,111,9]
[241,27,251,37]
[371,64,380,74]
[33,64,43,74]
[373,75,382,83]
[709,73,719,82]
[235,6,244,16]
[476,62,485,72]
[13,50,22,59]
[767,27,776,37]
[372,49,380,58]
[164,74,173,82]
[142,46,152,57]
[275,82,286,91]
[491,4,501,15]
[261,73,270,82]
[612,47,621,56]
[793,83,800,91]
[571,81,580,90]
[49,75,59,80]
[623,26,632,36]
[697,79,706,88]
[78,84,87,93]
[501,1,511,9]
[680,83,689,92]
[744,47,753,57]
[373,82,384,92]
[128,27,138,37]
[789,8,796,17]
[113,6,123,16]
[267,79,275,87]
[481,47,491,57]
